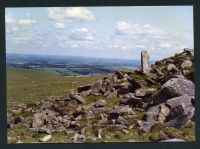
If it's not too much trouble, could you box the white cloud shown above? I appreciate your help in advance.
[160,43,172,48]
[10,36,31,44]
[11,27,18,31]
[53,22,66,29]
[26,13,30,17]
[5,13,16,24]
[69,28,94,41]
[116,21,166,36]
[18,19,37,25]
[47,7,96,22]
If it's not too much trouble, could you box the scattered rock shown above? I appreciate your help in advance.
[159,131,169,140]
[135,88,147,97]
[152,77,195,105]
[71,133,85,143]
[167,64,178,72]
[7,49,195,142]
[115,70,124,79]
[109,106,135,119]
[167,106,194,128]
[39,135,52,142]
[94,99,106,108]
[77,85,91,93]
[181,60,193,69]
[160,138,186,142]
[91,80,102,93]
[68,92,86,104]
[32,113,45,128]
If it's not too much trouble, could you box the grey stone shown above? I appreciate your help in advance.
[100,81,108,93]
[167,64,178,72]
[152,77,195,105]
[91,80,102,93]
[7,116,15,128]
[32,113,45,128]
[160,138,186,142]
[71,133,85,143]
[182,70,190,76]
[109,106,135,119]
[181,60,193,69]
[136,120,156,133]
[106,90,117,99]
[39,135,52,142]
[94,99,106,108]
[184,48,194,56]
[115,116,129,125]
[165,95,193,109]
[159,131,169,140]
[135,88,147,97]
[167,106,194,128]
[115,70,124,79]
[77,85,91,93]
[65,129,75,135]
[128,78,147,90]
[68,92,86,104]
[120,94,144,108]
[141,50,151,73]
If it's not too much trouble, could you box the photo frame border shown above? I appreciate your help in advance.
[0,0,200,149]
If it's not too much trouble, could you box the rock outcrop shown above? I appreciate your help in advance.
[7,48,195,143]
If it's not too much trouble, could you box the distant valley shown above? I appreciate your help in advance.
[6,53,140,76]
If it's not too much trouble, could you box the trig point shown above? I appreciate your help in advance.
[141,50,150,73]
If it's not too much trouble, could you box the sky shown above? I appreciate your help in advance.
[5,6,193,61]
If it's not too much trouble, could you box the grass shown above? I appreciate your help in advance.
[7,67,195,143]
[7,67,102,103]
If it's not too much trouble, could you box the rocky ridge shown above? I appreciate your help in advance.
[7,48,195,143]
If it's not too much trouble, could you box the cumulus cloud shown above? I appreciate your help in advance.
[5,13,16,24]
[26,13,31,17]
[53,22,66,29]
[116,21,166,36]
[47,7,96,22]
[69,28,95,41]
[18,19,37,25]
[160,43,172,48]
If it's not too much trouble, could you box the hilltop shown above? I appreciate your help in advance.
[7,48,195,143]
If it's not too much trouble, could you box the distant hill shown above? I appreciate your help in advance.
[6,53,141,76]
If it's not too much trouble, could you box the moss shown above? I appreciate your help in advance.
[85,95,102,104]
[129,73,147,80]
[126,111,144,125]
[106,96,120,108]
[148,132,160,142]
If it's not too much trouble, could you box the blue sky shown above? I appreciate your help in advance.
[5,6,193,61]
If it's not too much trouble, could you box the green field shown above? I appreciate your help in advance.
[7,67,102,103]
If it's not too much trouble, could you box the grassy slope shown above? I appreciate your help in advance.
[7,67,102,103]
[7,67,195,143]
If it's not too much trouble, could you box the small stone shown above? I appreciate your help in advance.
[39,135,52,142]
[160,138,186,142]
[94,99,106,108]
[181,60,193,69]
[167,64,178,72]
[68,92,86,104]
[135,88,147,97]
[159,131,169,140]
[115,70,124,79]
[77,85,91,93]
[32,113,45,128]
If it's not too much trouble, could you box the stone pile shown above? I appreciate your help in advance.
[7,48,195,142]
